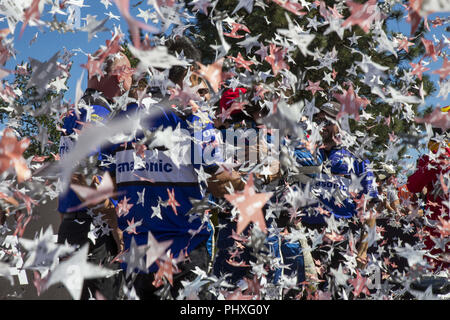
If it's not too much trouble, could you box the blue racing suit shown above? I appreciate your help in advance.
[297,146,378,226]
[213,122,305,286]
[102,101,219,273]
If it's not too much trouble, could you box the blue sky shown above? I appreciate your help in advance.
[1,1,448,125]
[385,8,450,112]
[2,0,140,104]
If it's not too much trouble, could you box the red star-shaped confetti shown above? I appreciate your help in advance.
[229,52,255,72]
[219,99,248,122]
[152,254,178,287]
[113,0,159,49]
[81,32,122,78]
[437,217,450,238]
[223,22,251,39]
[167,188,180,215]
[224,174,272,234]
[13,212,33,238]
[342,0,382,33]
[406,0,425,35]
[32,270,48,297]
[264,44,290,76]
[332,69,338,79]
[0,128,31,183]
[0,29,13,65]
[421,38,439,62]
[348,270,371,297]
[132,142,148,159]
[14,190,38,215]
[415,106,450,130]
[126,217,139,235]
[272,0,307,16]
[254,84,269,100]
[333,84,369,121]
[410,60,430,80]
[20,0,41,38]
[0,191,19,207]
[116,196,134,218]
[305,80,323,96]
[432,56,450,80]
[397,37,414,53]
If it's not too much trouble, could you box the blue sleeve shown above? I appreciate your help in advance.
[58,105,112,213]
[90,105,112,160]
[293,147,322,181]
[356,159,378,199]
[294,147,319,167]
[63,104,112,158]
[189,114,221,173]
[62,108,87,135]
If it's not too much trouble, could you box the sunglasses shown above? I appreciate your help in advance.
[313,117,334,126]
[197,88,209,96]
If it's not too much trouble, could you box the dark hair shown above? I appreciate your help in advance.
[432,127,443,136]
[165,37,201,86]
[129,77,148,99]
[103,55,115,74]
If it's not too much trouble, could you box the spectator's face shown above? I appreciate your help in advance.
[87,52,133,97]
[387,175,396,184]
[190,74,210,101]
[128,78,148,99]
[112,55,133,92]
[196,80,210,101]
[313,111,338,143]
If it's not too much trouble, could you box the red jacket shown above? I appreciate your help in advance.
[407,146,449,269]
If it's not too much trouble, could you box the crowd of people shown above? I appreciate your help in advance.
[17,36,450,300]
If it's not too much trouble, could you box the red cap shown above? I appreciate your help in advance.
[219,87,247,115]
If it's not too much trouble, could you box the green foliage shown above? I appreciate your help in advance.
[0,63,65,160]
[121,41,140,69]
[186,0,436,165]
